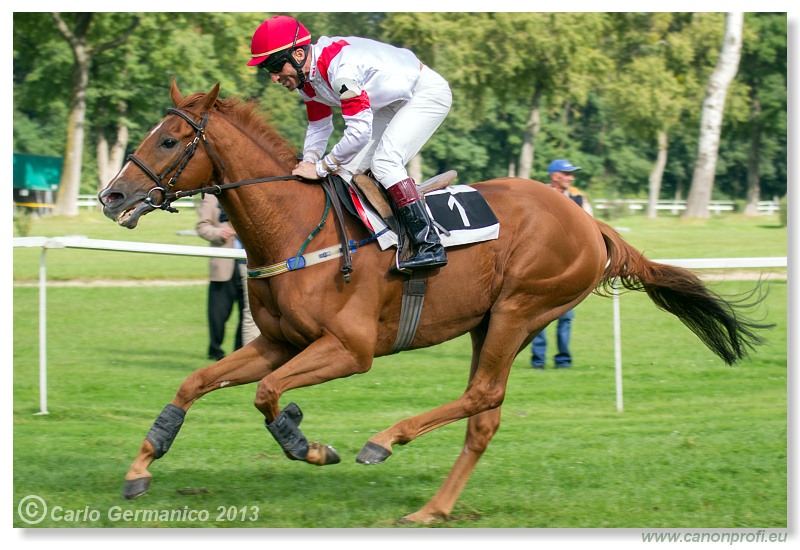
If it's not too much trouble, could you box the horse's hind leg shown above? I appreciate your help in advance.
[357,318,512,522]
[123,337,292,499]
[404,406,501,524]
[357,315,515,461]
[401,322,501,523]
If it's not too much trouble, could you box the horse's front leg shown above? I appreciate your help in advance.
[254,333,374,466]
[123,336,293,499]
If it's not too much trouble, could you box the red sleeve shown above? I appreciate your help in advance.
[305,100,332,122]
[340,90,371,117]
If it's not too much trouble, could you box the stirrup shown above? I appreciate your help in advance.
[391,245,447,274]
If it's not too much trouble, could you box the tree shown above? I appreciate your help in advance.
[481,13,610,180]
[13,12,785,210]
[90,13,263,195]
[722,13,787,214]
[604,14,692,218]
[13,13,72,156]
[51,12,139,216]
[683,12,743,219]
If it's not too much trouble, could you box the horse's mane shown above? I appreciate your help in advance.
[180,92,299,167]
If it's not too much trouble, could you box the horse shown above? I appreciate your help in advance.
[98,80,769,524]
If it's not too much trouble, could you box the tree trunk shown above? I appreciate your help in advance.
[51,13,139,216]
[53,47,90,216]
[743,96,762,216]
[95,119,128,212]
[110,120,129,175]
[516,88,542,179]
[96,130,110,204]
[97,106,130,189]
[683,12,743,219]
[52,13,93,217]
[647,130,669,219]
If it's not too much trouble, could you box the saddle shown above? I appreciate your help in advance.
[321,171,500,354]
[351,171,458,235]
[328,171,500,253]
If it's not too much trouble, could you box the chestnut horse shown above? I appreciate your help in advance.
[98,80,768,523]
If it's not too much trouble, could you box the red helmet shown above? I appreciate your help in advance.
[247,15,311,67]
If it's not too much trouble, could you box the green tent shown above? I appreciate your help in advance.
[13,153,62,191]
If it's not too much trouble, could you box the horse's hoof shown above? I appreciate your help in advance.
[356,441,392,464]
[307,441,341,465]
[323,444,341,465]
[123,477,151,499]
[399,509,447,525]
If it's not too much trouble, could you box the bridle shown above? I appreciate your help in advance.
[126,107,298,212]
[123,105,358,281]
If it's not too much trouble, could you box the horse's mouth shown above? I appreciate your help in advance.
[117,201,156,229]
[102,194,156,230]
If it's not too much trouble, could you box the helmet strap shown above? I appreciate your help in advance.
[290,46,310,89]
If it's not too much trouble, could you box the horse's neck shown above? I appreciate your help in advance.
[209,114,331,268]
[216,165,326,269]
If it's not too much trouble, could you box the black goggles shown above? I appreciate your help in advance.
[259,52,290,74]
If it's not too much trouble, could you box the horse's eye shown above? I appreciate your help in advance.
[161,137,178,149]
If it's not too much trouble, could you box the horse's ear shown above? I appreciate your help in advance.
[201,82,221,112]
[170,77,184,107]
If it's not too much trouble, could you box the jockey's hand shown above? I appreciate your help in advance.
[292,161,321,180]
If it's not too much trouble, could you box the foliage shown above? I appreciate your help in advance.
[12,12,787,201]
[13,209,34,237]
[778,195,787,227]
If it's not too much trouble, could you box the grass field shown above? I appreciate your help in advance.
[11,211,788,530]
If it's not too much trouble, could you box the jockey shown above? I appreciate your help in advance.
[247,15,452,273]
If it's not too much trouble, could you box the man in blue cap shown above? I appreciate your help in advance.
[531,158,593,369]
[544,158,593,216]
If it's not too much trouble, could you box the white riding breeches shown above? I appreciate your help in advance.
[340,65,452,188]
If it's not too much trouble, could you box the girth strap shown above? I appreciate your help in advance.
[391,271,428,353]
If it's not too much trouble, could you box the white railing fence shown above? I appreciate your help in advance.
[76,194,197,210]
[13,236,787,415]
[592,198,781,215]
[12,196,782,216]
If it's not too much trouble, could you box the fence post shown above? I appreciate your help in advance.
[613,278,623,413]
[36,247,49,415]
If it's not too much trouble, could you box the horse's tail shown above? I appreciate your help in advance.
[594,219,772,365]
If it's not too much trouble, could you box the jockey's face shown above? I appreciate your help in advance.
[269,49,306,91]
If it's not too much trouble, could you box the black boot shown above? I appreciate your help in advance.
[393,200,448,272]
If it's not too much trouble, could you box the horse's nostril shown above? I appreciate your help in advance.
[99,190,124,206]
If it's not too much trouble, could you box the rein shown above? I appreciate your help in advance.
[128,106,361,282]
[128,107,301,213]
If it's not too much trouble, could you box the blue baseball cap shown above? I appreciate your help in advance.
[548,159,581,174]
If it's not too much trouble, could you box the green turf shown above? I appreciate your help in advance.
[12,210,787,528]
[12,280,786,528]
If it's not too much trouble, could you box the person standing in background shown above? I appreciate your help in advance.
[531,159,593,369]
[197,194,258,361]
